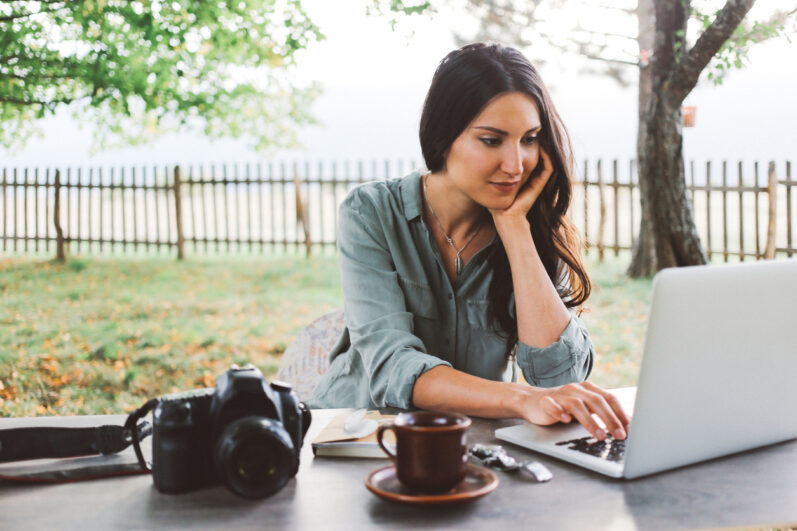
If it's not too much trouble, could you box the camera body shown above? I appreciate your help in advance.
[151,364,311,498]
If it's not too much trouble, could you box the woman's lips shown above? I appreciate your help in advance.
[490,181,520,193]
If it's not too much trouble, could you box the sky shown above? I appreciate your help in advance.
[1,0,795,173]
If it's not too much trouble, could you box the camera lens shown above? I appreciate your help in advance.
[214,416,296,499]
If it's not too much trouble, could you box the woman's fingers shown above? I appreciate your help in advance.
[523,151,552,197]
[581,381,631,431]
[539,147,554,176]
[552,384,628,440]
[530,383,631,441]
[489,149,553,220]
[541,394,572,423]
[559,396,606,440]
[582,391,626,440]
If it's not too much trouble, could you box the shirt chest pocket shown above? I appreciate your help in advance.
[398,275,440,353]
[398,275,438,321]
[465,299,502,332]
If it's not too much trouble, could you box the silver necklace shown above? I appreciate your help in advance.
[422,174,483,275]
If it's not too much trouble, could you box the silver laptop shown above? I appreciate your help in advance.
[496,259,797,479]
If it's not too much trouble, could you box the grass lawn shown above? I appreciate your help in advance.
[0,251,652,417]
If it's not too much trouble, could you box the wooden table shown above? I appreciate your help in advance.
[1,408,796,530]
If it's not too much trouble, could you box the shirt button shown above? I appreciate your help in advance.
[448,294,453,300]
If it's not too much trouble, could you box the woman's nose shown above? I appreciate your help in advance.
[500,143,524,176]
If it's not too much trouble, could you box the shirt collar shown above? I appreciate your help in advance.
[400,171,501,251]
[400,171,425,221]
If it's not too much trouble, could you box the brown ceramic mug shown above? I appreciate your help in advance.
[376,411,472,493]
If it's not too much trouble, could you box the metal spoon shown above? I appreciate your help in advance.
[469,444,553,483]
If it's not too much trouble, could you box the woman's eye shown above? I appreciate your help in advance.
[479,137,501,147]
[523,135,539,145]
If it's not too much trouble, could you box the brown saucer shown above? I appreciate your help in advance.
[365,463,498,505]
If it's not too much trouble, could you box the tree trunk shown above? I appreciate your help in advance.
[629,94,707,277]
[628,0,756,277]
[628,0,707,277]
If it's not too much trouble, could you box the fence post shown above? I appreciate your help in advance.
[612,159,619,257]
[54,169,66,262]
[764,162,777,259]
[174,165,185,260]
[705,161,713,261]
[596,159,606,262]
[722,161,729,262]
[788,161,793,257]
[583,160,589,254]
[293,163,311,257]
[737,161,744,261]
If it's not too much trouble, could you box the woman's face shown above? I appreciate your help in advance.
[442,91,543,211]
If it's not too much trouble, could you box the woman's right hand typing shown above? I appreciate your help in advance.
[512,381,631,440]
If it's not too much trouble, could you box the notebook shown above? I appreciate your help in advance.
[311,410,395,458]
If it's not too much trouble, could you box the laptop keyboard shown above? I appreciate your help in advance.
[555,435,627,463]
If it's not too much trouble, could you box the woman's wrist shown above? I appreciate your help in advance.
[504,382,541,419]
[493,216,534,258]
[492,213,530,238]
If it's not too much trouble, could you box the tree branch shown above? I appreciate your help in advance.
[0,12,37,22]
[730,7,797,44]
[546,32,640,66]
[668,0,757,104]
[0,52,81,63]
[574,21,638,42]
[573,26,639,42]
[0,53,24,64]
[0,72,76,80]
[597,3,637,15]
[0,96,74,105]
[0,4,68,22]
[580,52,639,67]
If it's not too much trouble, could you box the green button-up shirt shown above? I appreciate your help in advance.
[307,172,594,409]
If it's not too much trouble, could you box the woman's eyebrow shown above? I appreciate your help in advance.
[472,125,542,135]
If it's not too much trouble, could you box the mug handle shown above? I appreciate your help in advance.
[376,423,397,463]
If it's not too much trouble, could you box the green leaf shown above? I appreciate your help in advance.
[0,0,324,152]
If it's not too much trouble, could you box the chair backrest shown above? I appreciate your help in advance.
[276,308,345,401]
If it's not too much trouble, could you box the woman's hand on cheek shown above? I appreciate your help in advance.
[489,149,553,224]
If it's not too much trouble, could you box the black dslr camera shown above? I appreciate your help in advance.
[143,364,311,499]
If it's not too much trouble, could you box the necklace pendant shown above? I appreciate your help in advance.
[455,255,463,275]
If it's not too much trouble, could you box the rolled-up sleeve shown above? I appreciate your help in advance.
[516,313,594,387]
[336,189,451,408]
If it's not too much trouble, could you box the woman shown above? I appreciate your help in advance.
[308,42,629,442]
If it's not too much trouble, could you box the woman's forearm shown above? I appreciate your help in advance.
[494,217,570,348]
[411,365,537,419]
[412,360,629,440]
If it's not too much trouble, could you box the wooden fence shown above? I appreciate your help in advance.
[1,159,795,261]
[576,159,795,261]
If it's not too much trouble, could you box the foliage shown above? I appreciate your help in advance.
[0,0,324,152]
[1,253,649,416]
[367,0,434,30]
[699,7,792,85]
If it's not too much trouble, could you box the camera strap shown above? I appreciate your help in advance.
[124,398,160,472]
[0,421,152,464]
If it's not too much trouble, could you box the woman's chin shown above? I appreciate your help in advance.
[482,196,517,212]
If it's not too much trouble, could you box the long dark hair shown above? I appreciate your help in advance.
[419,42,591,349]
